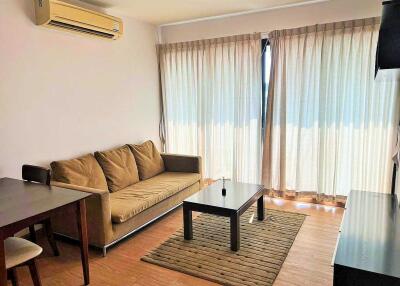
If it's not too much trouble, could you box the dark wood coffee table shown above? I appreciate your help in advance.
[183,180,265,251]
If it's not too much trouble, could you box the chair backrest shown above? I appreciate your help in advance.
[22,165,51,186]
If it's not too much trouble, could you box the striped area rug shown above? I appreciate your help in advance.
[142,207,306,286]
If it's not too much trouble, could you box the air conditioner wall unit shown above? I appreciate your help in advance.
[34,0,123,40]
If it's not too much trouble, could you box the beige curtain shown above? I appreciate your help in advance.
[159,34,262,183]
[262,18,400,202]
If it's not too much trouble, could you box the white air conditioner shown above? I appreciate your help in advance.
[34,0,123,40]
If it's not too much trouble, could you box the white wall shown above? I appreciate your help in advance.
[0,0,160,178]
[160,0,382,43]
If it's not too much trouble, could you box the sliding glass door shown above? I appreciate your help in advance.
[159,34,264,184]
[262,18,400,199]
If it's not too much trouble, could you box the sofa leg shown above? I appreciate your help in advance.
[102,247,107,257]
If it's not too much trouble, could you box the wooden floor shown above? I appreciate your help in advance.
[14,198,344,286]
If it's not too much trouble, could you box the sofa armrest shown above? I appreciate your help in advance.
[51,181,108,195]
[50,181,113,247]
[161,154,202,174]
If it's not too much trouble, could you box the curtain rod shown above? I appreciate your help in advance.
[255,17,380,40]
[160,17,380,45]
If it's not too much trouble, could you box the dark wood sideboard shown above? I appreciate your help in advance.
[333,190,400,286]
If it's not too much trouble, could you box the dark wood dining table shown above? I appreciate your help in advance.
[0,177,91,286]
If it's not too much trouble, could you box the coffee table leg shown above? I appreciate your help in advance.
[183,204,193,240]
[257,194,265,221]
[230,212,240,251]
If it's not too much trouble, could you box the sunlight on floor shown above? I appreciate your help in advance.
[270,198,285,206]
[315,204,337,213]
[267,197,338,214]
[294,201,337,213]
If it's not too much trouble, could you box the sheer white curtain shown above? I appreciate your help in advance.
[262,18,400,200]
[159,34,262,183]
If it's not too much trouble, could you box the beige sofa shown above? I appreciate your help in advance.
[50,141,202,256]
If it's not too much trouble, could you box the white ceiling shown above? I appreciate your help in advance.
[79,0,327,25]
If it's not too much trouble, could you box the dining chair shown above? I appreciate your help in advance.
[22,165,60,256]
[5,237,43,286]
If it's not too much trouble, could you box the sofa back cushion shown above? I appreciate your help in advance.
[94,145,139,192]
[128,140,165,180]
[51,154,108,191]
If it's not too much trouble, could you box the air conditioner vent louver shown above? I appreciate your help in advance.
[48,20,114,39]
[34,0,123,40]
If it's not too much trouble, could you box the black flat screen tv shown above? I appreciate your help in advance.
[376,0,400,75]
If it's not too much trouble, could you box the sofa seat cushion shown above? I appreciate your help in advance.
[51,154,108,191]
[110,172,201,223]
